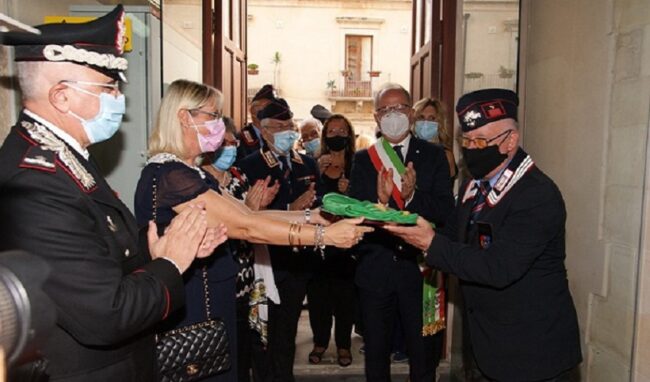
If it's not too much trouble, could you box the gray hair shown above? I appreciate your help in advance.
[298,117,322,132]
[374,82,412,108]
[16,62,46,101]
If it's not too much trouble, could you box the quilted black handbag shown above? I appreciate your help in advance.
[152,170,231,381]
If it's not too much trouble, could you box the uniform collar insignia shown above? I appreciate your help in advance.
[260,148,279,168]
[21,120,96,192]
[290,149,303,164]
[242,127,259,146]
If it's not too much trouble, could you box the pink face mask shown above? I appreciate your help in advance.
[192,116,226,153]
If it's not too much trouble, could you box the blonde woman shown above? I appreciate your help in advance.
[134,79,371,381]
[412,98,458,181]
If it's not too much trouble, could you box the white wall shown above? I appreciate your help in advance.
[247,0,411,120]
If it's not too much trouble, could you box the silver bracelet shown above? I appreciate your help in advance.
[314,224,326,259]
[304,208,311,224]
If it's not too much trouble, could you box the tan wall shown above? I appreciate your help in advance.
[522,0,650,379]
[247,0,411,121]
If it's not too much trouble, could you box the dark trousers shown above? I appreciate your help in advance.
[358,259,435,382]
[307,272,356,350]
[267,271,310,382]
[236,299,254,382]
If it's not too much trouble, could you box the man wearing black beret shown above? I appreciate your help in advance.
[0,6,222,381]
[238,84,277,161]
[386,88,582,381]
[238,97,321,382]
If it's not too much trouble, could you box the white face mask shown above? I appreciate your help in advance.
[380,111,410,140]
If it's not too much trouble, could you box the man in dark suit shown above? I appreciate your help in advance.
[238,97,320,382]
[0,7,222,381]
[386,89,582,382]
[349,83,454,382]
[237,84,276,161]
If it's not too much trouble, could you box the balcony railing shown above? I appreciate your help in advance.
[327,70,388,99]
[462,74,516,95]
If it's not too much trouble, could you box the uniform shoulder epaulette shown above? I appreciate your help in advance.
[290,149,304,165]
[241,126,259,146]
[260,148,279,168]
[20,120,97,192]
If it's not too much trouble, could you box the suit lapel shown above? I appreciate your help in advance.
[404,137,420,166]
[84,155,138,238]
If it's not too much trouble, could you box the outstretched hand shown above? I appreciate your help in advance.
[325,217,374,248]
[383,216,435,252]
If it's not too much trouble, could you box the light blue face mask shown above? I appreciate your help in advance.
[68,85,126,144]
[213,146,238,171]
[303,138,320,156]
[272,130,300,154]
[414,120,439,141]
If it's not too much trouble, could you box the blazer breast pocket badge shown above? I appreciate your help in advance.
[477,221,493,250]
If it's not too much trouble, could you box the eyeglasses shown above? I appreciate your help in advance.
[189,109,221,119]
[61,80,121,95]
[375,103,411,115]
[460,129,513,149]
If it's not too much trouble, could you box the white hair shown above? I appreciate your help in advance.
[298,117,322,132]
[16,62,46,101]
[373,82,412,108]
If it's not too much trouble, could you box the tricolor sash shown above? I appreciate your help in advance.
[368,137,405,209]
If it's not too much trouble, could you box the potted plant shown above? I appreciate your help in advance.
[498,65,515,79]
[271,52,281,88]
[247,63,259,75]
[368,70,381,78]
[464,72,484,79]
[326,80,337,95]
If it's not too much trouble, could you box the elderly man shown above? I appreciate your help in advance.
[238,97,321,382]
[349,83,454,382]
[386,89,582,382]
[298,117,323,158]
[238,84,276,161]
[0,7,223,380]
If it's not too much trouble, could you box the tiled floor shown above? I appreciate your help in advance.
[293,310,449,381]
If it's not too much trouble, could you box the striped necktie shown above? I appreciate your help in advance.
[469,181,491,225]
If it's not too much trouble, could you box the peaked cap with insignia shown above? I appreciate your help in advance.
[257,97,293,121]
[456,88,518,132]
[0,5,128,81]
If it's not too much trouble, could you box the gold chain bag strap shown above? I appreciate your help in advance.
[152,169,232,382]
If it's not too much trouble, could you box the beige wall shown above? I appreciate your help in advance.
[161,1,202,84]
[247,0,411,121]
[522,0,650,379]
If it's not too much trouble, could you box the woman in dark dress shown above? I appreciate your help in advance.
[135,80,371,381]
[203,118,279,382]
[308,114,357,367]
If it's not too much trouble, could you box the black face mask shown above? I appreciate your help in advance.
[462,145,508,180]
[325,136,347,152]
